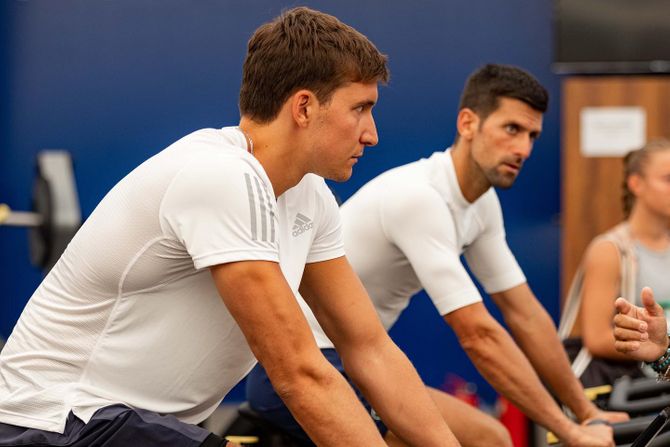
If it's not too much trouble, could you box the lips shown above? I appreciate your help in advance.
[502,162,521,174]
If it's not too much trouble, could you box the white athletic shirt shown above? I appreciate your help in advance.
[0,127,344,433]
[304,149,526,348]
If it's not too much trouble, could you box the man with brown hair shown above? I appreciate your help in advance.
[0,7,458,447]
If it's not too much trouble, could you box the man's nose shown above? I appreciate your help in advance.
[361,115,379,147]
[515,134,534,160]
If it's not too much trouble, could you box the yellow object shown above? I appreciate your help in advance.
[583,384,612,401]
[0,204,10,224]
[224,435,259,444]
[546,431,559,444]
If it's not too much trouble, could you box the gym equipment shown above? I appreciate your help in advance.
[608,415,670,446]
[630,407,670,447]
[222,402,302,447]
[608,377,670,446]
[548,377,670,446]
[608,377,670,417]
[0,150,81,271]
[547,414,670,446]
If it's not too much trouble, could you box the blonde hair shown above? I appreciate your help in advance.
[622,139,670,218]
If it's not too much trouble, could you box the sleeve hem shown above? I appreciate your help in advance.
[480,272,526,294]
[306,249,346,264]
[431,293,483,316]
[193,249,279,269]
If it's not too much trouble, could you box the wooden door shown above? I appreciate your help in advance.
[561,76,670,304]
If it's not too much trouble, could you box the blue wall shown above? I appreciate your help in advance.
[0,0,561,404]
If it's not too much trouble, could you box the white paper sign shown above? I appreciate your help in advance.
[580,107,646,157]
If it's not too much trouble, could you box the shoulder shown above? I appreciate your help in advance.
[583,237,621,275]
[167,128,234,152]
[161,149,272,213]
[184,154,262,184]
[377,181,458,245]
[380,181,444,223]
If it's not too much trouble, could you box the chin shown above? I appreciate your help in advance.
[491,175,517,189]
[332,173,352,183]
[328,170,353,183]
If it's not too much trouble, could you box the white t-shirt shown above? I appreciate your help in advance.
[305,149,525,348]
[0,127,344,433]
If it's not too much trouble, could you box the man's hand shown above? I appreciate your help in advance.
[563,424,614,447]
[613,287,668,362]
[581,409,629,425]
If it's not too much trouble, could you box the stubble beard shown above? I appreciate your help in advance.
[484,164,518,190]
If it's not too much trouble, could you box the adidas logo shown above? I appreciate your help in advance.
[292,213,314,237]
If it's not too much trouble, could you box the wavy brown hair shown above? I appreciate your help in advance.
[239,7,389,123]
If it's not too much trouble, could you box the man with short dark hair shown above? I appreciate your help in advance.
[248,64,622,446]
[0,7,459,447]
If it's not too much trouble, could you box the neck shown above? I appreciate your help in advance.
[238,117,308,197]
[628,205,670,250]
[238,127,254,155]
[449,140,491,203]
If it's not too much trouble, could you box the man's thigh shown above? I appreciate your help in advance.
[383,387,512,447]
[425,387,512,447]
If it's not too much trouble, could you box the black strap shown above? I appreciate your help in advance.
[201,432,228,447]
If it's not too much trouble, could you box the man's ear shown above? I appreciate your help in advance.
[456,108,480,141]
[291,90,318,128]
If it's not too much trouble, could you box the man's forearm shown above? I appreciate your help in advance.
[274,358,388,446]
[300,257,459,446]
[461,322,579,441]
[343,341,460,446]
[506,304,596,421]
[212,261,388,447]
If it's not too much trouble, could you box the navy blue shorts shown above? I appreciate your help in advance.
[0,404,228,446]
[246,348,387,445]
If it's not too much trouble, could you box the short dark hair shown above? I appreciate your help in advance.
[622,139,670,218]
[239,7,390,123]
[458,64,548,120]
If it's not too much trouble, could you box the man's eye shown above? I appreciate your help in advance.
[505,124,519,134]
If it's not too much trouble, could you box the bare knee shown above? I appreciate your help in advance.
[478,419,513,447]
[456,417,513,447]
[468,415,514,447]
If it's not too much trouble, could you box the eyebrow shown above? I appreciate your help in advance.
[354,99,376,109]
